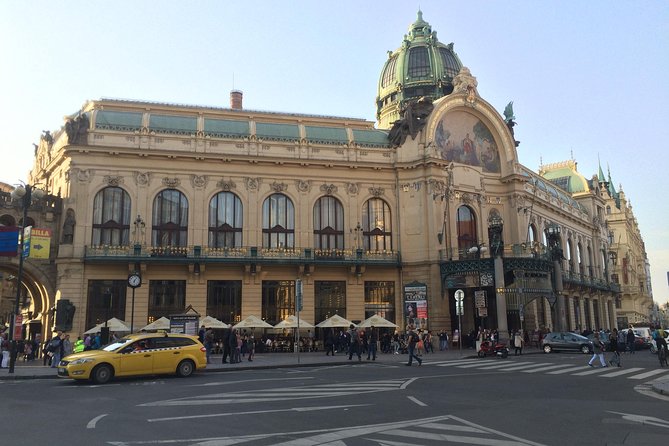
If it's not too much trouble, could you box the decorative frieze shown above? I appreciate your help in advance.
[297,180,311,193]
[369,187,384,197]
[162,177,181,188]
[244,177,260,191]
[346,183,359,195]
[271,181,288,193]
[135,172,150,186]
[104,175,123,187]
[217,179,237,191]
[320,184,337,195]
[191,175,207,189]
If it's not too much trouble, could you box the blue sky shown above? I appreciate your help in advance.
[1,1,668,304]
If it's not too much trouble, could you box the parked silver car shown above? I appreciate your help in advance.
[541,332,593,354]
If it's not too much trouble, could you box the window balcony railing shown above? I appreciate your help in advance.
[84,244,399,264]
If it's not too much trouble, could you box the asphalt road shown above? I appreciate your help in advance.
[2,351,669,445]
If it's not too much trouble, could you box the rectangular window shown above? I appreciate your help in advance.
[148,280,186,321]
[364,281,395,322]
[314,281,346,324]
[86,280,127,330]
[262,280,295,326]
[207,280,242,324]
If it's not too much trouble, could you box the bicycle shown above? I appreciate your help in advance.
[658,344,668,367]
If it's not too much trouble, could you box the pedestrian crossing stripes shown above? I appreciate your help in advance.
[140,379,409,407]
[429,358,669,380]
[115,414,546,445]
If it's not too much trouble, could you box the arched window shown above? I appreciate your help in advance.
[577,243,584,275]
[313,196,344,250]
[262,194,294,248]
[152,189,188,246]
[92,187,131,246]
[208,192,242,248]
[0,215,16,226]
[567,239,574,271]
[527,224,537,244]
[362,198,392,251]
[456,205,477,251]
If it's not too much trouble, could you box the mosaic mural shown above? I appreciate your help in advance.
[435,111,501,173]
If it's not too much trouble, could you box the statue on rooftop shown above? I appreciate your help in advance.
[389,97,434,147]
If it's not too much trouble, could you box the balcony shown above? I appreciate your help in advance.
[84,245,400,266]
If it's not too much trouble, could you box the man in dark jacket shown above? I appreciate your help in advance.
[221,328,231,363]
[626,327,636,354]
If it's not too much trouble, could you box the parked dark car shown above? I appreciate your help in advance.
[542,332,593,354]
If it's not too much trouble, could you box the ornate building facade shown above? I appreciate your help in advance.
[1,12,650,341]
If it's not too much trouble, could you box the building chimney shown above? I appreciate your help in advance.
[230,90,243,110]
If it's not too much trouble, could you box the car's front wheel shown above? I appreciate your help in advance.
[91,364,113,384]
[543,345,552,353]
[176,359,195,377]
[580,345,591,354]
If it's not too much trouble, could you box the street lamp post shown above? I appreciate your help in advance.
[8,183,45,374]
[546,223,566,332]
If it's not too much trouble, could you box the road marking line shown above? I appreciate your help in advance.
[147,404,370,422]
[599,367,644,377]
[477,362,541,370]
[521,364,572,373]
[407,396,427,407]
[628,369,669,380]
[547,365,591,374]
[572,367,612,376]
[495,363,552,372]
[86,413,108,429]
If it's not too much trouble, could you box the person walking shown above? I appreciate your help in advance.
[588,332,608,368]
[324,328,335,356]
[367,326,378,361]
[73,336,85,353]
[204,328,214,364]
[405,326,422,366]
[513,330,524,356]
[608,328,622,367]
[221,328,232,364]
[626,326,636,354]
[48,331,64,368]
[347,324,361,361]
[246,335,255,362]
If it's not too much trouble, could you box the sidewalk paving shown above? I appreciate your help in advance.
[4,347,669,398]
[0,347,477,380]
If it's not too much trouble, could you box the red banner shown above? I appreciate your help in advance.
[13,314,23,341]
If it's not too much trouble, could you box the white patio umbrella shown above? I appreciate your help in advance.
[233,315,273,330]
[273,315,314,329]
[357,314,398,328]
[316,314,355,328]
[140,316,171,331]
[199,315,230,329]
[84,317,131,334]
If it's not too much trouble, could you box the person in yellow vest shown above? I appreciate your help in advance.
[73,336,85,353]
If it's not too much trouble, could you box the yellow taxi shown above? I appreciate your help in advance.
[57,332,207,384]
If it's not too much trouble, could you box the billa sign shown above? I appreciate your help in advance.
[29,228,52,259]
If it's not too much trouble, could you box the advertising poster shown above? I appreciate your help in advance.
[404,282,428,330]
[170,315,199,336]
[0,227,19,257]
[29,228,52,259]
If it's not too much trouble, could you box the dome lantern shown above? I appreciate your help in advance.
[376,11,463,129]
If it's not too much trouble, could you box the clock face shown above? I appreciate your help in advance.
[128,274,141,288]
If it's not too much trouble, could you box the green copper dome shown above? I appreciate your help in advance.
[376,11,463,129]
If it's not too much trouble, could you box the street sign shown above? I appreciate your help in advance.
[454,289,464,315]
[13,314,23,340]
[296,279,303,311]
[474,290,486,308]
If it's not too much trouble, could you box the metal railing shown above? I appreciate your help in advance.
[84,245,400,264]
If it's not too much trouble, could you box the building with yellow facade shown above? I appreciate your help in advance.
[0,12,651,343]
